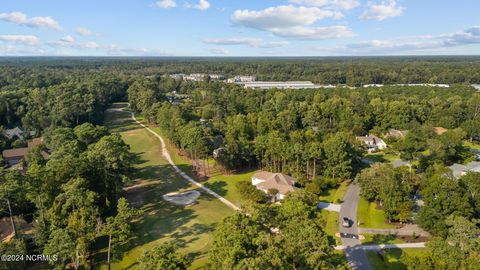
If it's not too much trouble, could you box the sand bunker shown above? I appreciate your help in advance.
[163,190,201,206]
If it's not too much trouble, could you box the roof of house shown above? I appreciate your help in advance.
[2,148,29,159]
[28,138,44,149]
[356,135,385,145]
[3,127,24,140]
[252,171,297,195]
[434,127,448,135]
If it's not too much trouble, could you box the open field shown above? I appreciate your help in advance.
[367,248,429,270]
[357,198,396,229]
[102,106,234,269]
[134,114,255,208]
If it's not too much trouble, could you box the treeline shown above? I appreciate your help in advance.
[0,123,137,269]
[130,78,479,181]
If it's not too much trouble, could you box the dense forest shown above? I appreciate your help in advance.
[1,57,480,269]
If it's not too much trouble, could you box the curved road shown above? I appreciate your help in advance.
[339,184,373,270]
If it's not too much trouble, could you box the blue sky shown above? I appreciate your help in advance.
[0,0,479,56]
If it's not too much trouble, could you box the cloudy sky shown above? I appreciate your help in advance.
[0,0,479,56]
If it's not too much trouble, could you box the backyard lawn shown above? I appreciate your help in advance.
[102,106,234,270]
[365,152,401,163]
[367,248,429,270]
[357,198,396,229]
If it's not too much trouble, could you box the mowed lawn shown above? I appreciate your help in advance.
[103,107,234,270]
[357,198,396,229]
[135,115,256,207]
[367,248,430,270]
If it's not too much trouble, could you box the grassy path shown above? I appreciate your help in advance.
[103,107,234,269]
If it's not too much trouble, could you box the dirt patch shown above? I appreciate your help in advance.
[163,190,201,206]
[0,217,14,242]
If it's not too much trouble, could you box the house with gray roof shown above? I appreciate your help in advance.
[449,161,480,178]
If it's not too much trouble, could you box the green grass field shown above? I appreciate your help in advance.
[357,198,396,229]
[361,234,405,245]
[319,181,350,203]
[365,152,401,163]
[367,248,429,270]
[102,106,234,270]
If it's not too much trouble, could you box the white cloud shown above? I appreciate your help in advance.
[231,5,352,40]
[289,0,360,10]
[360,0,404,21]
[203,37,289,48]
[49,35,76,47]
[273,25,354,40]
[0,11,63,31]
[208,47,229,55]
[78,41,100,49]
[0,35,39,45]
[76,27,94,36]
[155,0,176,9]
[318,26,480,55]
[186,0,211,11]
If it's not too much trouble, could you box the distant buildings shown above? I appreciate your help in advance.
[251,171,298,201]
[395,84,450,88]
[449,161,480,178]
[240,81,331,90]
[184,73,207,82]
[227,76,256,83]
[356,135,387,152]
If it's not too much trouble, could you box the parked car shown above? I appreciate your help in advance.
[342,217,351,228]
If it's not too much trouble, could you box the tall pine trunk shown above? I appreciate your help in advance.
[107,234,112,270]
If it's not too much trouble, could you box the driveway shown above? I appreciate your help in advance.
[317,202,341,212]
[339,184,373,270]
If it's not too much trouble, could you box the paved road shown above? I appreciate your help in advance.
[335,242,426,251]
[339,184,373,270]
[111,107,241,212]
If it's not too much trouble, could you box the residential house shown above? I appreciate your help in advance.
[251,171,298,201]
[3,127,24,140]
[2,138,49,168]
[449,161,480,179]
[356,135,387,152]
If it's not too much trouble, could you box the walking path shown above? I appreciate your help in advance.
[117,107,241,211]
[358,225,430,237]
[339,184,373,270]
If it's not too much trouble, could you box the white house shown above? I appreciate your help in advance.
[251,171,298,201]
[356,135,387,152]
